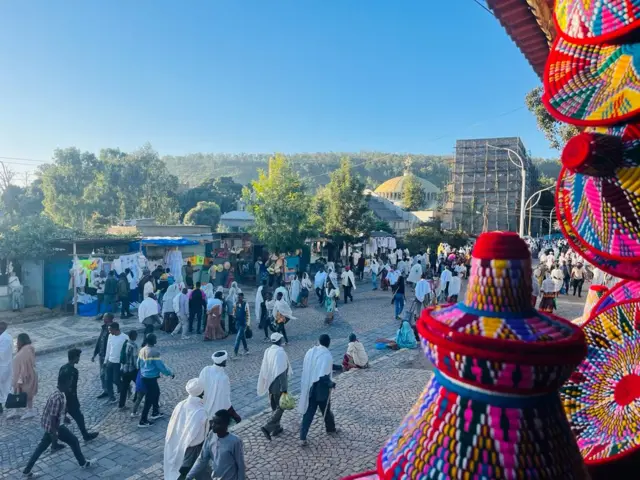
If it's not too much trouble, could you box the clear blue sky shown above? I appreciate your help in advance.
[0,0,555,178]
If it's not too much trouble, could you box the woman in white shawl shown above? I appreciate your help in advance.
[202,283,215,300]
[342,333,369,371]
[299,273,312,307]
[257,333,292,439]
[225,282,240,315]
[164,378,208,480]
[539,273,558,313]
[138,293,161,334]
[290,275,301,306]
[327,268,339,291]
[162,283,181,332]
[273,291,296,344]
[255,284,265,327]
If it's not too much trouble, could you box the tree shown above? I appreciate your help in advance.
[0,162,15,192]
[402,174,426,210]
[184,201,222,230]
[244,154,312,253]
[1,181,44,220]
[404,225,469,253]
[525,87,579,150]
[320,158,375,257]
[178,176,243,216]
[373,220,394,234]
[0,215,72,260]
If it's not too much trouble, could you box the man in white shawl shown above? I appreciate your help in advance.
[198,351,241,423]
[257,332,292,440]
[340,266,356,304]
[164,378,208,480]
[299,334,337,446]
[414,273,432,310]
[139,293,161,334]
[0,322,12,415]
[407,261,423,285]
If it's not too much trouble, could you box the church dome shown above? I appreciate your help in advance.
[374,174,440,209]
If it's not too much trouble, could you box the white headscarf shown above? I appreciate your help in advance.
[198,354,231,419]
[255,285,264,324]
[202,283,215,299]
[162,283,181,314]
[542,273,557,293]
[257,343,293,397]
[290,276,301,303]
[225,282,239,310]
[164,378,208,480]
[274,285,290,305]
[298,345,333,414]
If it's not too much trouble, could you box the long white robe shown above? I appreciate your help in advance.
[0,331,13,401]
[415,279,431,303]
[290,278,301,304]
[255,286,264,325]
[164,396,208,480]
[257,345,292,397]
[198,365,232,419]
[298,345,333,414]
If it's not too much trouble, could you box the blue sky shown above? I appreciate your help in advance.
[0,0,554,178]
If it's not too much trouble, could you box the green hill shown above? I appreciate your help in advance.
[162,152,453,191]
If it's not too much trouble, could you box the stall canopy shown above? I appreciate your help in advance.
[131,237,200,249]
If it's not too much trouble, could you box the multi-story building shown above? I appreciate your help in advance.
[442,137,539,235]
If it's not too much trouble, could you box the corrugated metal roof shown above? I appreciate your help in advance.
[486,0,554,78]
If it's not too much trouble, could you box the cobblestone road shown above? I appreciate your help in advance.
[0,279,587,479]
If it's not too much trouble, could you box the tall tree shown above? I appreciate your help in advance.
[0,162,15,192]
[183,201,222,230]
[321,158,374,255]
[525,87,579,150]
[178,176,243,216]
[402,174,426,210]
[244,154,312,254]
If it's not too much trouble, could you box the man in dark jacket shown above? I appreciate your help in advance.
[117,273,131,319]
[59,348,99,442]
[104,271,118,313]
[92,313,114,399]
[188,282,206,334]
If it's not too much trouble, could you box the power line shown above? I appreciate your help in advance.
[0,156,49,163]
[470,0,495,16]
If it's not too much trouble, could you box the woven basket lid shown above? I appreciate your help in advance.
[418,232,586,395]
[554,0,640,45]
[573,285,610,327]
[556,124,640,279]
[593,280,640,314]
[561,299,640,465]
[544,38,640,126]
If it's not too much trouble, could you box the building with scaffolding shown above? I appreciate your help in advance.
[442,137,540,236]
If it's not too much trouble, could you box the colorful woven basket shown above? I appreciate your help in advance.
[345,232,589,480]
[554,0,640,45]
[573,284,610,326]
[556,124,640,279]
[592,279,640,314]
[561,299,640,465]
[543,38,640,126]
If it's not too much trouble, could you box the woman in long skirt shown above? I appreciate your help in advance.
[324,281,337,324]
[8,333,38,420]
[204,292,226,341]
[539,273,557,313]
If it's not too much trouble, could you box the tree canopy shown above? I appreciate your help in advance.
[319,158,374,246]
[525,87,579,150]
[403,226,469,254]
[183,201,222,230]
[41,144,180,230]
[178,176,243,217]
[244,154,313,254]
[402,174,426,210]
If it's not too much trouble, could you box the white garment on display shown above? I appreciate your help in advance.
[0,331,13,402]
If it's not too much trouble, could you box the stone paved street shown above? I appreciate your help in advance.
[0,278,588,479]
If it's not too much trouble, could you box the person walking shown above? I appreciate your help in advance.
[198,350,242,423]
[232,293,251,357]
[8,333,38,420]
[185,409,246,480]
[258,332,292,440]
[314,268,327,304]
[391,275,406,320]
[139,293,161,335]
[571,262,586,298]
[92,313,114,399]
[341,266,356,304]
[0,322,13,416]
[137,333,174,427]
[299,334,337,446]
[58,348,99,442]
[118,330,139,410]
[272,291,294,345]
[117,272,132,319]
[103,271,118,313]
[370,257,379,291]
[21,372,94,478]
[104,322,129,404]
[171,287,191,339]
[188,282,207,335]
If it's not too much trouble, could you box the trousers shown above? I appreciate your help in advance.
[394,293,405,318]
[105,361,122,399]
[300,396,335,441]
[234,325,248,355]
[343,286,353,303]
[119,370,138,408]
[24,425,86,473]
[66,394,90,439]
[188,309,203,333]
[141,377,160,422]
[263,394,284,434]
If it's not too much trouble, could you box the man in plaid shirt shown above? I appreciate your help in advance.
[22,372,93,477]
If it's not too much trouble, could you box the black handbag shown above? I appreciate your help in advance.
[245,326,253,339]
[5,392,27,409]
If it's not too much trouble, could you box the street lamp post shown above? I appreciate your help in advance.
[524,183,556,236]
[486,144,527,237]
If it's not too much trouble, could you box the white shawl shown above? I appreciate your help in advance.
[346,341,368,367]
[164,396,208,480]
[274,286,290,305]
[415,279,431,303]
[273,298,296,320]
[290,278,301,303]
[138,297,159,323]
[257,345,292,397]
[162,283,180,314]
[0,331,13,400]
[255,286,264,324]
[407,263,422,284]
[298,345,333,414]
[198,365,232,419]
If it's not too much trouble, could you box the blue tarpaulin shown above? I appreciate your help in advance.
[130,237,199,250]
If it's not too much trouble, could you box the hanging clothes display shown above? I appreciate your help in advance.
[164,249,184,283]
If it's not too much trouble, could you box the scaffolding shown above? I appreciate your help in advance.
[442,137,538,235]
